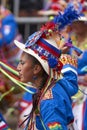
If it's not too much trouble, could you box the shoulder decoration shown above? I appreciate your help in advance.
[60,54,77,68]
[42,89,53,101]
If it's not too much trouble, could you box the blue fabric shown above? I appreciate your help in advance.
[77,50,87,130]
[78,51,87,75]
[83,99,87,130]
[22,87,37,102]
[67,2,83,14]
[36,64,78,130]
[61,65,78,97]
[19,87,37,114]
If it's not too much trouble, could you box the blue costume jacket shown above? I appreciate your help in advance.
[21,54,78,130]
[34,54,78,130]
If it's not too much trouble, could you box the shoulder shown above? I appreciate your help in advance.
[41,81,70,103]
[52,81,70,100]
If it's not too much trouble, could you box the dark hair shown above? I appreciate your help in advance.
[19,51,56,128]
[20,52,49,129]
[24,52,48,88]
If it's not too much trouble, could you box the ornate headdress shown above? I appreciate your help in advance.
[14,6,80,79]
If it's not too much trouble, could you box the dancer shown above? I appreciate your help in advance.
[14,6,81,130]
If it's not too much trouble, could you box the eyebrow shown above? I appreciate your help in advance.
[19,60,23,63]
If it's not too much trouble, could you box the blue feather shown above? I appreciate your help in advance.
[53,6,80,30]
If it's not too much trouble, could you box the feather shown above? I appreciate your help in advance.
[53,5,80,30]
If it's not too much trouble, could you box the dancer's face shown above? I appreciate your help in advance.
[72,21,87,35]
[17,52,43,84]
[17,52,34,83]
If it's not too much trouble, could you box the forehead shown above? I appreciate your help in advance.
[72,21,86,27]
[20,52,32,61]
[21,52,29,57]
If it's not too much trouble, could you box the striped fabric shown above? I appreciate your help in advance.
[48,122,63,130]
[0,113,11,130]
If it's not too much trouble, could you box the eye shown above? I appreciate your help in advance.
[21,61,25,65]
[19,60,25,65]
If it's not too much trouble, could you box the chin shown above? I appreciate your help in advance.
[20,78,25,83]
[21,79,29,83]
[21,80,26,83]
[20,77,31,83]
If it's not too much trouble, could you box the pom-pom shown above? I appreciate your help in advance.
[48,57,58,68]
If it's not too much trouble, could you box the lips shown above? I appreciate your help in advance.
[19,73,23,79]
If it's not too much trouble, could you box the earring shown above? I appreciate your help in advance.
[33,75,37,80]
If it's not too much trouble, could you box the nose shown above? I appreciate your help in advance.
[17,63,21,72]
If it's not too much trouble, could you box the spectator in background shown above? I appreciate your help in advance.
[71,16,87,130]
[71,19,87,50]
[66,1,87,129]
[0,5,23,129]
[0,5,22,66]
[38,0,67,16]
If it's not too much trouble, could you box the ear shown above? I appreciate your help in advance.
[33,64,42,75]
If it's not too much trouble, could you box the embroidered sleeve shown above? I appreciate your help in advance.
[40,85,70,130]
[60,54,77,68]
[59,54,78,96]
[60,54,77,75]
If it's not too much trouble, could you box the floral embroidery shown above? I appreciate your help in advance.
[42,89,53,100]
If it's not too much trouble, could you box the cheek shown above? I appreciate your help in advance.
[22,67,34,82]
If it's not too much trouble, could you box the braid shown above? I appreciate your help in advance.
[21,77,56,129]
[20,53,49,129]
[32,71,48,112]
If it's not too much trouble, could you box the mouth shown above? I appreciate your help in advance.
[19,73,23,79]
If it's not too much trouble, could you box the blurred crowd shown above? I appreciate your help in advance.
[0,0,87,130]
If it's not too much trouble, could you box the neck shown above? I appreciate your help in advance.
[33,77,43,89]
[32,74,48,89]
